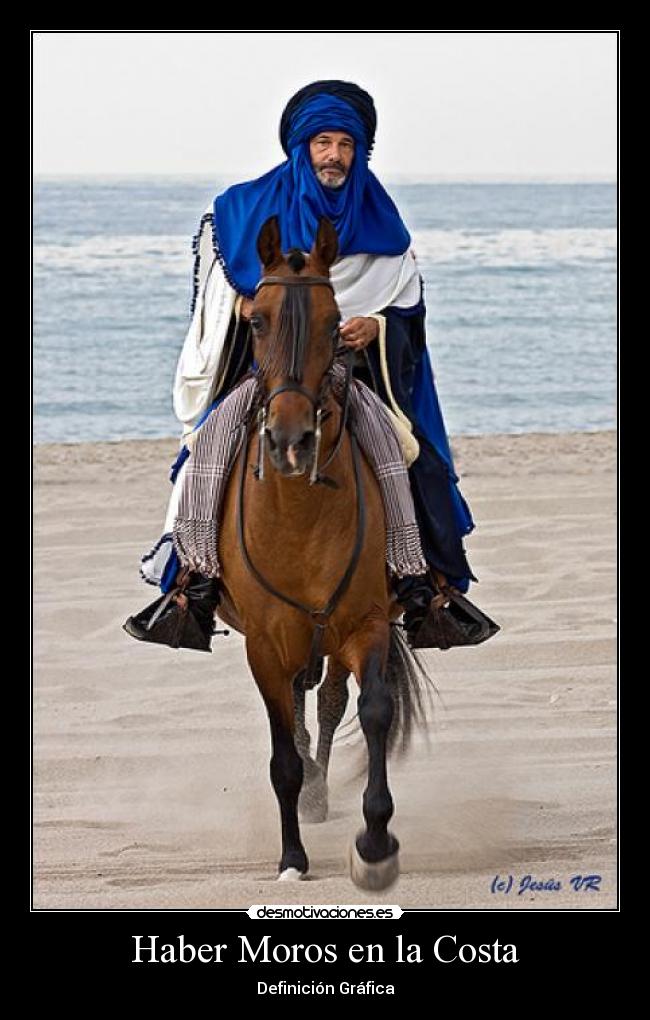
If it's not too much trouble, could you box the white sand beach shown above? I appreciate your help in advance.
[33,430,617,909]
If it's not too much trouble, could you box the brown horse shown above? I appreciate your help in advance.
[216,215,432,889]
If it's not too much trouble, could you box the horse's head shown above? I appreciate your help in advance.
[252,215,340,478]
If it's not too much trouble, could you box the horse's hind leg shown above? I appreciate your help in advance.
[341,624,399,892]
[315,656,350,779]
[247,640,308,880]
[294,657,351,823]
[293,671,328,824]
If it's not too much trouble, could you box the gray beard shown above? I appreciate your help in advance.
[316,169,347,189]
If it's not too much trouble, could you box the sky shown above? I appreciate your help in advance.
[33,31,617,180]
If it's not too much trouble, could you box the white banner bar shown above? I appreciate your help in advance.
[247,905,403,919]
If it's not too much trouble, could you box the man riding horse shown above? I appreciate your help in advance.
[124,79,498,652]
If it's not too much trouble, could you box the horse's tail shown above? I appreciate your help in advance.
[384,622,437,758]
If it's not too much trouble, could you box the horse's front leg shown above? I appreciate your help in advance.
[247,638,308,880]
[341,623,399,891]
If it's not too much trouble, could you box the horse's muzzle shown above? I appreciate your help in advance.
[267,427,315,477]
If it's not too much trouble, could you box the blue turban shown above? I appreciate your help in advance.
[212,86,411,297]
[279,79,378,156]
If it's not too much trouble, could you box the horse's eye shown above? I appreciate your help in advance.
[250,315,264,332]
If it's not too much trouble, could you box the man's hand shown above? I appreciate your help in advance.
[240,297,254,320]
[339,316,379,350]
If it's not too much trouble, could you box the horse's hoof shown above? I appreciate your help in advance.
[348,837,400,892]
[277,867,306,882]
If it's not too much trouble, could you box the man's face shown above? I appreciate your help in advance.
[309,131,355,189]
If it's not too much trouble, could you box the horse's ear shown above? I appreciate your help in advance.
[312,217,339,270]
[257,215,283,270]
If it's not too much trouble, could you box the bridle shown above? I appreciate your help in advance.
[236,271,366,687]
[251,273,353,486]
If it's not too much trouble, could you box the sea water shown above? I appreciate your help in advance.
[33,177,616,444]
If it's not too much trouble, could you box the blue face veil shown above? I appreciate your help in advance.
[212,92,411,296]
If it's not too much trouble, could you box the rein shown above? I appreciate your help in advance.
[236,272,366,686]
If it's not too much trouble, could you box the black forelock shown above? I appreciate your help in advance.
[286,249,307,273]
[279,80,377,157]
